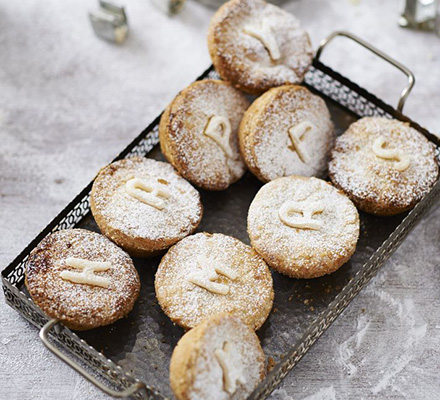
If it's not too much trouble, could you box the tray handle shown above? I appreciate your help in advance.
[40,319,146,398]
[315,31,415,112]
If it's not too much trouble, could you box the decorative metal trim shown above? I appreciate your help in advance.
[2,61,439,399]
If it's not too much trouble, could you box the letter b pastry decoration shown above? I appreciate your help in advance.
[279,200,324,230]
[125,178,171,210]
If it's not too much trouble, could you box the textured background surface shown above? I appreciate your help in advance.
[1,0,440,399]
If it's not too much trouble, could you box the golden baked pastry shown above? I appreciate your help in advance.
[159,80,249,191]
[239,85,335,182]
[154,232,274,330]
[207,0,313,94]
[90,157,203,257]
[248,176,360,279]
[25,229,140,331]
[170,313,265,400]
[329,117,439,216]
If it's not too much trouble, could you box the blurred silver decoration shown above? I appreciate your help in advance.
[150,0,186,15]
[196,0,284,8]
[399,0,439,30]
[89,1,129,44]
[436,1,440,35]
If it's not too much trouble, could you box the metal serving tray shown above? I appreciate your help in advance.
[2,32,440,399]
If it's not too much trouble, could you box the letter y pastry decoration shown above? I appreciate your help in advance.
[243,19,280,61]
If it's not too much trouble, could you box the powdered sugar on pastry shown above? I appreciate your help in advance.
[214,341,247,394]
[288,120,316,163]
[25,229,140,331]
[187,255,238,295]
[91,157,202,256]
[329,117,439,216]
[155,233,274,330]
[170,313,265,400]
[159,80,249,191]
[248,176,360,279]
[208,0,313,94]
[242,19,280,61]
[239,85,335,182]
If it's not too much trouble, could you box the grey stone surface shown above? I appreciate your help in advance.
[1,0,439,399]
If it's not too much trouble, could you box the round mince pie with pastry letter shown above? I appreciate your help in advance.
[329,117,439,216]
[155,232,274,330]
[208,0,313,94]
[25,228,140,330]
[159,79,249,191]
[170,313,266,400]
[248,176,360,279]
[90,157,203,257]
[239,85,335,182]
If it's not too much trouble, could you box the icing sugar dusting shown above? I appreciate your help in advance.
[329,117,439,212]
[91,157,202,242]
[248,176,359,277]
[369,296,428,395]
[303,386,337,400]
[190,315,264,400]
[336,314,370,378]
[209,0,313,92]
[161,80,249,190]
[242,85,335,181]
[155,232,274,330]
[25,229,140,329]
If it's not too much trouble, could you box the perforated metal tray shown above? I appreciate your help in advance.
[2,32,440,399]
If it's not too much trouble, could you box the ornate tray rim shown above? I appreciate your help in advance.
[3,38,440,399]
